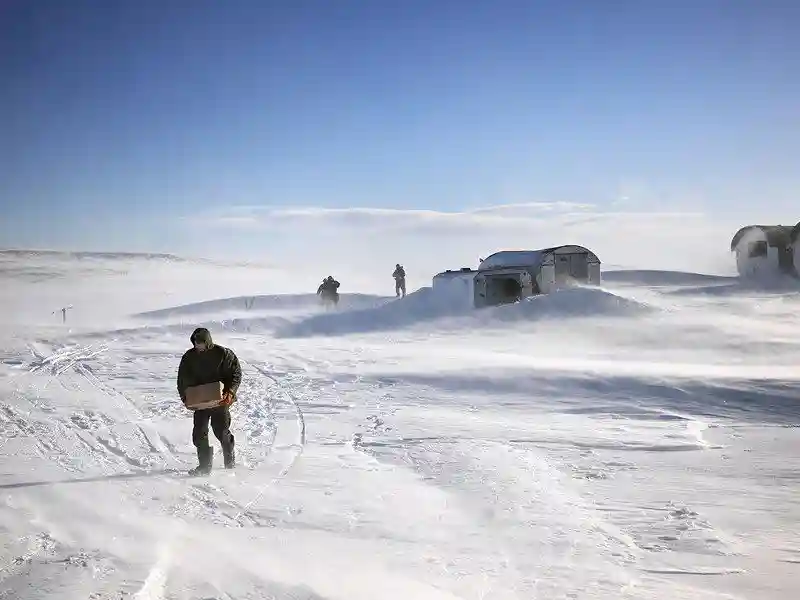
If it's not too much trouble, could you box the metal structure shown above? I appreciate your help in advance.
[473,245,601,308]
[730,224,799,278]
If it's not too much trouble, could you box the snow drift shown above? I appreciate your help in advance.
[275,286,653,338]
[274,287,470,337]
[478,287,653,323]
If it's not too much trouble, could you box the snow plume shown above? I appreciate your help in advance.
[274,286,654,338]
[192,202,770,291]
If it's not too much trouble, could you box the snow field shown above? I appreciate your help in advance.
[0,252,798,599]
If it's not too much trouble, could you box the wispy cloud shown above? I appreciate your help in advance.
[192,202,711,232]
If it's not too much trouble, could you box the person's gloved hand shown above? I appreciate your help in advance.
[220,390,235,407]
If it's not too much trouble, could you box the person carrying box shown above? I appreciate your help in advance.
[177,327,242,475]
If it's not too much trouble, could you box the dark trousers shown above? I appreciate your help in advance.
[192,406,234,450]
[395,279,406,296]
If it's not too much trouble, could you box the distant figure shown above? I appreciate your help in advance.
[53,306,73,323]
[177,327,241,475]
[393,264,406,298]
[317,275,340,307]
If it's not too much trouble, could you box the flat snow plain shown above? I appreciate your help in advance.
[0,252,798,599]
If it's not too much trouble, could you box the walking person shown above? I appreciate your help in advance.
[177,327,242,475]
[316,275,341,307]
[392,263,406,297]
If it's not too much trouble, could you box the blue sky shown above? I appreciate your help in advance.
[1,0,798,255]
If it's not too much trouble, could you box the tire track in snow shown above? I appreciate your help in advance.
[73,361,146,419]
[1,339,286,593]
[26,342,108,375]
[121,363,290,528]
[5,376,107,473]
[5,341,178,479]
[251,363,306,450]
[22,342,139,420]
[0,402,83,473]
[161,364,303,528]
[229,362,307,524]
[19,357,254,528]
[35,340,190,473]
[154,362,288,528]
[4,340,298,530]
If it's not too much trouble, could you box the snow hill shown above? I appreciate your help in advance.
[0,251,798,599]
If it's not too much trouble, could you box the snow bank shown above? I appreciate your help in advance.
[477,287,653,324]
[275,287,473,337]
[276,286,651,338]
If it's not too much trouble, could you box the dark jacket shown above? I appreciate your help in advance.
[177,330,242,403]
[393,266,405,281]
[317,278,340,295]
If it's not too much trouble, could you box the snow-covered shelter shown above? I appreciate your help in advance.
[432,267,476,307]
[473,245,601,308]
[730,225,796,278]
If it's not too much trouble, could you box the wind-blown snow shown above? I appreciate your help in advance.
[0,250,798,599]
[194,202,768,287]
[275,286,653,338]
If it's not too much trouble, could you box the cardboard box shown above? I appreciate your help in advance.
[184,381,224,410]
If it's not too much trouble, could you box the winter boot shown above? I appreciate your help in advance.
[222,441,235,469]
[188,446,213,476]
